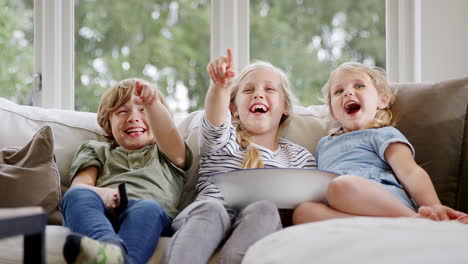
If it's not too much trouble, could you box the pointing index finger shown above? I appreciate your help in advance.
[226,48,233,66]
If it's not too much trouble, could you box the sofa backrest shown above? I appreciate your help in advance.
[391,77,468,211]
[0,98,108,197]
[1,75,467,219]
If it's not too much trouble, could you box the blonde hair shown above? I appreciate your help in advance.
[321,62,396,129]
[97,78,170,143]
[228,61,297,168]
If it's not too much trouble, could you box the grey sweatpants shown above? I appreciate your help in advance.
[163,199,282,264]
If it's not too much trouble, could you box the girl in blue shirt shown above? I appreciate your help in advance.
[293,62,468,224]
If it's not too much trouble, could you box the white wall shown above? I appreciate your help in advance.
[419,0,468,82]
[386,0,468,83]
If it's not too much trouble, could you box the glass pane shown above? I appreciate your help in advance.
[250,0,385,106]
[0,0,34,105]
[74,0,210,120]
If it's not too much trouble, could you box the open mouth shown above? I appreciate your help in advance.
[249,103,269,114]
[344,101,361,115]
[125,127,146,136]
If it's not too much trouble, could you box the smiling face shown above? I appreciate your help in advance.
[109,94,155,150]
[329,69,390,133]
[231,68,289,139]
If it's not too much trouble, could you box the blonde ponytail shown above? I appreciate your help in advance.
[367,108,395,129]
[233,119,264,168]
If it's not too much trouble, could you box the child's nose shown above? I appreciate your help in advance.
[127,111,140,122]
[253,91,264,99]
[344,88,354,96]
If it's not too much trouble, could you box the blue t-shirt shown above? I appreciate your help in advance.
[315,126,414,188]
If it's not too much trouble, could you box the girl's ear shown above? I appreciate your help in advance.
[378,93,391,110]
[282,107,289,117]
[229,103,239,117]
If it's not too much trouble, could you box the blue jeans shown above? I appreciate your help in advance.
[61,187,172,264]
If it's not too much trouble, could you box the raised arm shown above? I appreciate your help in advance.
[134,81,187,169]
[205,48,236,126]
[385,142,466,220]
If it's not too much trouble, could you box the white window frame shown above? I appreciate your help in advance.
[211,0,249,74]
[385,0,421,83]
[35,0,249,110]
[34,0,74,109]
[39,0,401,109]
[40,0,467,109]
[386,0,468,83]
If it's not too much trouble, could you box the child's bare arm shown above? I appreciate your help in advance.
[205,48,235,126]
[70,166,120,209]
[134,81,187,169]
[70,166,98,187]
[385,142,441,207]
[385,142,468,220]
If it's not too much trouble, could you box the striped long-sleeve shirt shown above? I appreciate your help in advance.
[197,113,316,202]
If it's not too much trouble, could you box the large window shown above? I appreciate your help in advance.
[0,0,34,105]
[74,0,210,120]
[250,0,385,105]
[0,0,385,112]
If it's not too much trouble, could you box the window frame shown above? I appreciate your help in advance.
[34,0,410,110]
[34,0,74,109]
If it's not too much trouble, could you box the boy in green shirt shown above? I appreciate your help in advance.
[61,79,192,264]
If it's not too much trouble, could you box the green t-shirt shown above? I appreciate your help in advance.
[69,140,193,218]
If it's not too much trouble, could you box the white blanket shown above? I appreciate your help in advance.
[243,217,468,264]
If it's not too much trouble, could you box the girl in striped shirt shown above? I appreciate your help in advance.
[164,49,316,264]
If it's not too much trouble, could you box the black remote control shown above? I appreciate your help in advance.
[116,183,128,214]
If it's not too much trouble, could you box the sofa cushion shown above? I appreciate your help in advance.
[391,76,468,211]
[243,217,468,264]
[0,126,61,223]
[0,98,108,196]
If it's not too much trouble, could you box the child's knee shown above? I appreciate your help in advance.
[135,199,164,215]
[196,199,230,220]
[241,200,280,223]
[292,202,324,224]
[61,187,100,209]
[63,187,95,201]
[327,175,360,199]
[176,199,230,227]
[245,200,277,215]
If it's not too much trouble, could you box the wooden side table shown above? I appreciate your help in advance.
[0,207,47,264]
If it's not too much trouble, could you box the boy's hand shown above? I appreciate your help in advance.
[99,187,120,210]
[134,81,159,105]
[207,48,235,88]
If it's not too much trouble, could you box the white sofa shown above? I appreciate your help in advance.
[0,75,468,263]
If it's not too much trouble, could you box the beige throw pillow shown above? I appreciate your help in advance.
[0,125,61,218]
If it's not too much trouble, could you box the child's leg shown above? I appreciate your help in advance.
[61,187,122,243]
[163,199,231,264]
[217,200,282,264]
[118,199,172,264]
[293,175,419,224]
[61,187,128,263]
[293,202,353,224]
[327,175,417,217]
[63,233,128,264]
